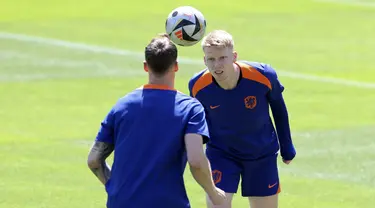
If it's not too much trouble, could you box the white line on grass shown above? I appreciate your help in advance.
[279,166,369,185]
[315,0,375,8]
[1,31,375,88]
[277,71,375,89]
[0,71,143,82]
[296,143,375,157]
[0,50,144,81]
[0,32,199,64]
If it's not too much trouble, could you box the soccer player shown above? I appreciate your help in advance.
[87,34,225,208]
[188,30,296,208]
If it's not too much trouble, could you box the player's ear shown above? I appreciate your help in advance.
[143,61,149,72]
[203,56,207,66]
[233,51,238,62]
[173,61,179,72]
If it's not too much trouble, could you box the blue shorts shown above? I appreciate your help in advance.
[206,148,281,197]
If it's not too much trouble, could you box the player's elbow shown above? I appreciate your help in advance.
[188,156,205,169]
[87,155,100,169]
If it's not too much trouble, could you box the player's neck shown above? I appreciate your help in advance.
[216,63,240,90]
[148,73,175,89]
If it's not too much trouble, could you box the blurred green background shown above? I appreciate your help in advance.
[1,0,374,207]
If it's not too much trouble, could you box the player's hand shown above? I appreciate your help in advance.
[283,159,292,165]
[209,187,226,205]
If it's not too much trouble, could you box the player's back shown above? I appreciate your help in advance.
[104,85,198,208]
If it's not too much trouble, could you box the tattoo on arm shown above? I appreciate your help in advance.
[87,142,114,185]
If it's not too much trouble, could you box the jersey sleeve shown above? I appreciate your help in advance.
[185,100,210,143]
[263,64,296,160]
[269,98,296,160]
[95,108,115,144]
[263,64,285,101]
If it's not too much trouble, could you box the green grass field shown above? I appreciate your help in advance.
[1,0,375,207]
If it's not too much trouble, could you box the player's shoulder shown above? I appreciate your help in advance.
[189,68,211,85]
[238,60,280,83]
[110,88,144,109]
[188,69,213,97]
[238,60,277,76]
[171,91,205,117]
[176,91,203,106]
[121,88,143,101]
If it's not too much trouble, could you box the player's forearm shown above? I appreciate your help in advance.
[87,141,114,185]
[189,157,216,196]
[89,160,112,185]
[270,97,296,160]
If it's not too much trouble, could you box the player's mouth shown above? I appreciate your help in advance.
[214,70,224,75]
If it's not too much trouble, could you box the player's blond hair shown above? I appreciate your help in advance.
[201,30,234,50]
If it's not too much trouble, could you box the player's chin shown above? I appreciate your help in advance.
[213,72,227,80]
[208,69,223,75]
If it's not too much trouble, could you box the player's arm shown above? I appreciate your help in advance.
[269,96,296,162]
[184,102,225,204]
[265,64,296,162]
[88,108,115,185]
[185,133,216,194]
[87,141,114,185]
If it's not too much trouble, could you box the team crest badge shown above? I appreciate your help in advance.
[212,170,222,184]
[244,96,257,109]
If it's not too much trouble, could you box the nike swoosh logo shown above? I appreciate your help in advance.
[268,182,278,188]
[210,105,220,109]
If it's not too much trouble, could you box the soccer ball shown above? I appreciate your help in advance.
[165,6,206,46]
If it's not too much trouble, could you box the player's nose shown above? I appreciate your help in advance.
[213,61,221,68]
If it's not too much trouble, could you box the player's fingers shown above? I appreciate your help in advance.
[283,159,291,164]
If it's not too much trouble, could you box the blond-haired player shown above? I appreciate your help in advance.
[188,30,296,208]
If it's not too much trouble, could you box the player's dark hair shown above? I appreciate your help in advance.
[145,34,178,76]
